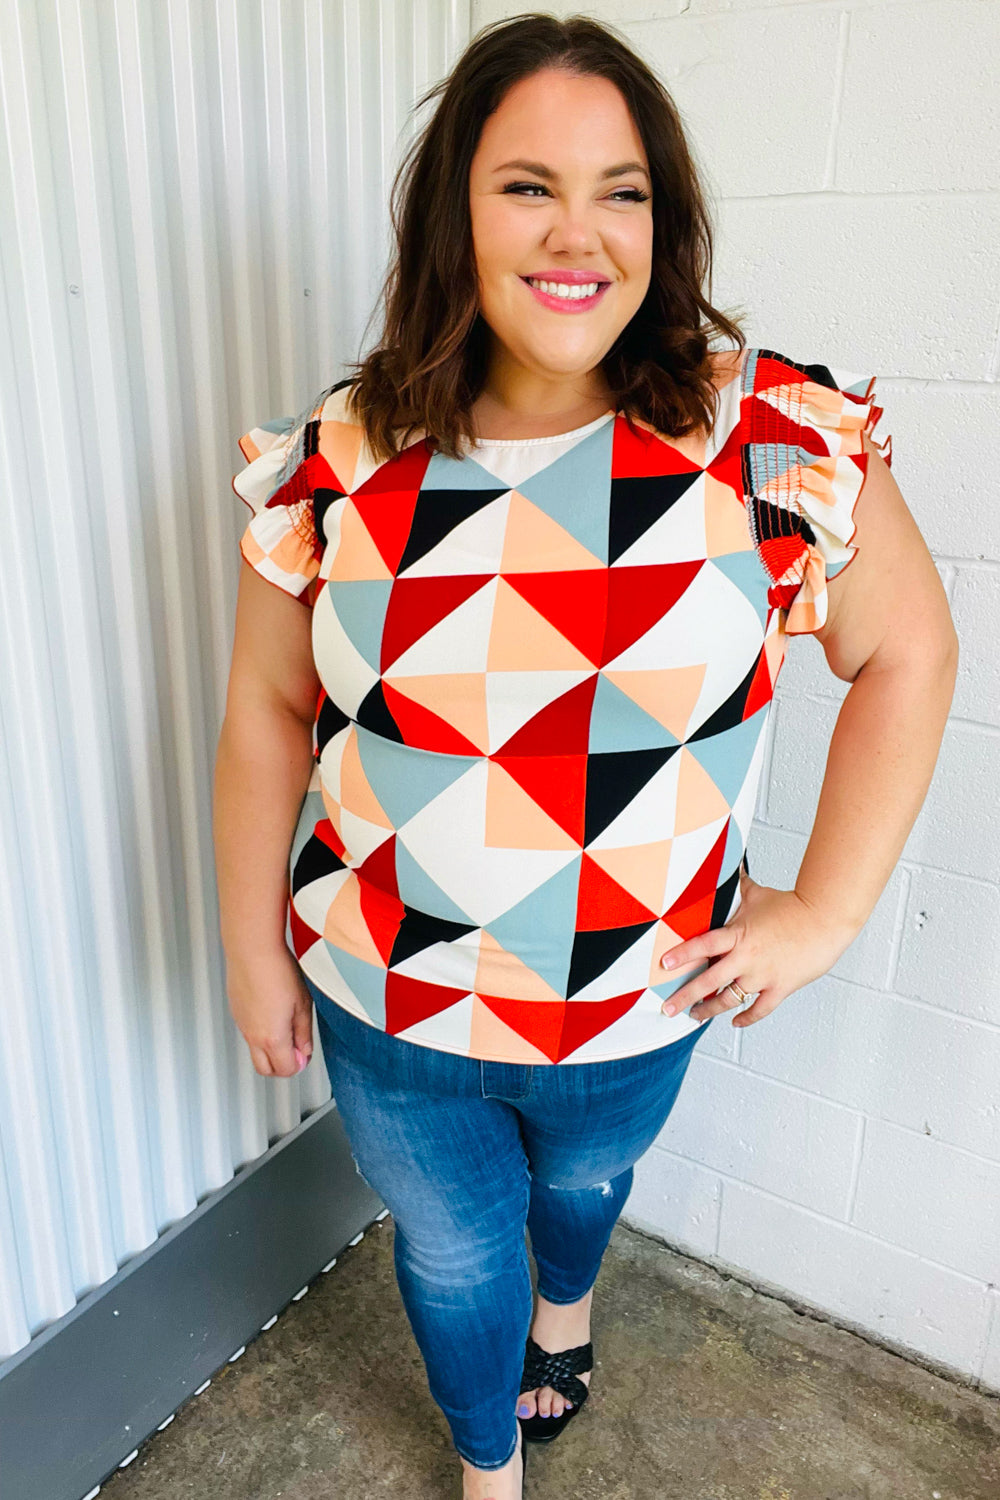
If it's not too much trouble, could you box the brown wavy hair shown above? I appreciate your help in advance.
[323,11,746,463]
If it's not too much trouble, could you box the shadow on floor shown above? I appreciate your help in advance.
[97,1214,1000,1499]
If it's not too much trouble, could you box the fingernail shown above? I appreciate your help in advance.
[662,1004,675,1016]
[294,1047,308,1072]
[661,954,676,969]
[518,1404,530,1416]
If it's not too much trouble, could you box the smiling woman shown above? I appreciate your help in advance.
[215,12,957,1499]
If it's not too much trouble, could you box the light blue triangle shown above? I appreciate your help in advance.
[355,725,476,829]
[328,580,392,671]
[723,818,746,879]
[685,709,768,808]
[321,944,386,1027]
[709,551,772,629]
[590,673,680,753]
[516,425,615,563]
[394,839,477,924]
[484,856,581,997]
[421,448,517,491]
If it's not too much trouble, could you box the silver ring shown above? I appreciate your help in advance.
[723,981,750,1007]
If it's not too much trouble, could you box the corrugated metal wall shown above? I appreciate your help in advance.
[0,0,468,1362]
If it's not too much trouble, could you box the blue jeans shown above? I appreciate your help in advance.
[306,976,712,1470]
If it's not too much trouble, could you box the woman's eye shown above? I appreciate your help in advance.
[501,182,649,203]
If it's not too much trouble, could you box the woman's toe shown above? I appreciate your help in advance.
[517,1391,537,1419]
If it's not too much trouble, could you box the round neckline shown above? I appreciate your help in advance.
[466,408,616,447]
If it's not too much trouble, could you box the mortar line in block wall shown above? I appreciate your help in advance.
[648,1142,994,1290]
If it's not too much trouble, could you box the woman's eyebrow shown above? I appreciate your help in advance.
[492,158,650,182]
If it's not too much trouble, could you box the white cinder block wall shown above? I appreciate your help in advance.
[471,0,1000,1391]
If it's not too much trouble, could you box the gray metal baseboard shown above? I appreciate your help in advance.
[0,1101,383,1500]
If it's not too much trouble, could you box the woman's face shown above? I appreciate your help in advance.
[468,67,654,397]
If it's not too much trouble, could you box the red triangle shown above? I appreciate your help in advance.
[497,676,597,757]
[355,834,399,900]
[704,407,743,493]
[351,489,419,575]
[349,440,432,573]
[503,571,608,665]
[758,533,806,585]
[382,681,482,755]
[358,877,405,966]
[381,574,492,671]
[492,753,587,844]
[743,647,775,719]
[385,971,469,1034]
[314,816,348,863]
[603,563,703,664]
[663,822,729,934]
[476,996,565,1062]
[559,991,644,1060]
[289,899,321,960]
[576,854,656,931]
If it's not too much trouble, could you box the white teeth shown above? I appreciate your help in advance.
[526,278,604,299]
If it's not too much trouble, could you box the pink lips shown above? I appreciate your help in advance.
[520,276,611,313]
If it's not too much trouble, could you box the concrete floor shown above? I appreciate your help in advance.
[98,1213,1000,1500]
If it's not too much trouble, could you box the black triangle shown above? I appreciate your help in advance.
[291,831,346,896]
[584,746,676,845]
[711,858,741,929]
[687,657,761,741]
[397,487,507,574]
[609,472,701,564]
[750,495,815,545]
[313,486,346,547]
[567,921,656,997]
[356,681,404,742]
[389,908,478,969]
[316,694,350,757]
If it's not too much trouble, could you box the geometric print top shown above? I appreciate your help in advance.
[232,346,891,1064]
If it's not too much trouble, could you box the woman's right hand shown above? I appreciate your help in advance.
[224,945,315,1078]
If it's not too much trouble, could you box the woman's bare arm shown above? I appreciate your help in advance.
[793,430,959,933]
[658,430,959,1026]
[212,559,321,1074]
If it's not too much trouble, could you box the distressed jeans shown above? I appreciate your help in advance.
[305,975,713,1470]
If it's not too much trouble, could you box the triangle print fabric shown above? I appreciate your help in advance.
[232,347,892,1063]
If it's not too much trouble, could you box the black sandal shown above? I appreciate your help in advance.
[517,1334,593,1445]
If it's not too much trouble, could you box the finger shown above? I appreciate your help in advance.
[730,988,782,1027]
[293,1004,314,1066]
[249,1044,275,1076]
[660,925,737,974]
[661,962,746,1015]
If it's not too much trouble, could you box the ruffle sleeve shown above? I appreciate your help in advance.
[231,413,321,604]
[741,348,893,635]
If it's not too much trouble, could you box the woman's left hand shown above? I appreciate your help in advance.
[658,870,860,1028]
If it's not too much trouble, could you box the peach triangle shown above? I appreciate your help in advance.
[488,577,594,671]
[383,672,490,753]
[604,666,705,740]
[470,994,561,1063]
[323,875,385,968]
[704,471,756,559]
[318,417,365,493]
[674,748,730,835]
[475,931,566,1003]
[648,919,692,984]
[330,497,393,580]
[501,489,604,574]
[589,841,672,916]
[485,761,579,850]
[340,725,393,827]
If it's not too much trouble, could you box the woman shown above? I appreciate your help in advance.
[214,14,957,1498]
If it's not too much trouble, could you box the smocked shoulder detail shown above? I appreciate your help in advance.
[231,403,326,602]
[739,347,892,635]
